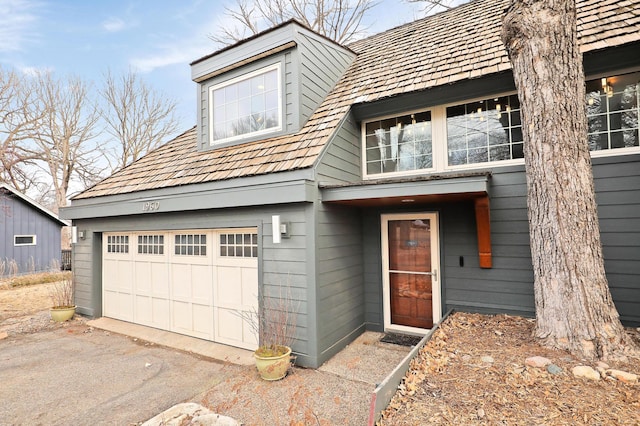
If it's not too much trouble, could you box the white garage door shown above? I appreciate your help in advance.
[102,229,259,350]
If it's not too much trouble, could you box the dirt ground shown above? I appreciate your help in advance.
[0,281,85,335]
[380,312,640,425]
[0,281,57,321]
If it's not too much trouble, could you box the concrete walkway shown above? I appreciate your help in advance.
[88,317,255,366]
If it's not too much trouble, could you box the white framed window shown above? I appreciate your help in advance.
[14,235,36,246]
[587,71,639,152]
[137,235,164,255]
[174,234,207,256]
[219,232,258,258]
[362,71,640,178]
[446,94,523,166]
[209,63,282,145]
[107,235,129,253]
[362,110,434,178]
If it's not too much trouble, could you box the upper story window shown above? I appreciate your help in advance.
[361,71,639,179]
[446,95,523,166]
[210,64,282,144]
[364,111,432,177]
[587,72,639,151]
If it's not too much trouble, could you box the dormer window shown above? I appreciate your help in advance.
[210,63,282,144]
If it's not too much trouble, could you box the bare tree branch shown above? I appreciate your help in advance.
[100,69,179,172]
[407,0,458,15]
[209,0,377,46]
[29,72,103,208]
[0,66,46,192]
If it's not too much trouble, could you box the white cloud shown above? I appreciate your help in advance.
[129,6,227,74]
[102,17,126,33]
[0,0,40,52]
[19,65,53,76]
[130,39,212,73]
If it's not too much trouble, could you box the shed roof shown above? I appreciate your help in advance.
[0,183,69,226]
[73,0,640,201]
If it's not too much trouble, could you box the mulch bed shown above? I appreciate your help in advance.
[380,312,640,425]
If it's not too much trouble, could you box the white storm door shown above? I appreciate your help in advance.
[213,229,259,351]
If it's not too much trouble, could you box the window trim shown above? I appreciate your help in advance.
[361,107,438,180]
[14,235,36,246]
[361,80,640,179]
[208,63,282,145]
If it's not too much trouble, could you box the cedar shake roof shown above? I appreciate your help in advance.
[74,0,640,200]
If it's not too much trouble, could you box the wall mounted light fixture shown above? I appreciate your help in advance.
[271,215,290,244]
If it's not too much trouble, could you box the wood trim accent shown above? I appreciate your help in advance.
[474,195,492,268]
[193,41,297,83]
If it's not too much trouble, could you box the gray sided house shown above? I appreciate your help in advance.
[61,0,640,368]
[1,183,68,275]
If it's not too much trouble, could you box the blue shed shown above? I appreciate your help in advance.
[0,183,69,275]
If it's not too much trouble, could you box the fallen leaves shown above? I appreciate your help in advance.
[380,313,640,425]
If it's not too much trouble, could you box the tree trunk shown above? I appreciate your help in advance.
[501,0,637,361]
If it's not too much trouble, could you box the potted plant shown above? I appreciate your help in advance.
[49,275,76,322]
[242,283,298,380]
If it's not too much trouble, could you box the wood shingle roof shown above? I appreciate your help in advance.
[74,0,640,200]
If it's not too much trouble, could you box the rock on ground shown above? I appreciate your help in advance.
[572,365,600,381]
[142,403,239,426]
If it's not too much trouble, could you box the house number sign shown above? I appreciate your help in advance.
[142,201,160,212]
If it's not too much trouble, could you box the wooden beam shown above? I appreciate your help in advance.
[474,195,492,268]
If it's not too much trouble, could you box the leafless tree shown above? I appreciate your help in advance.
[502,0,638,360]
[406,0,456,15]
[100,69,179,171]
[28,72,103,208]
[0,66,45,192]
[209,0,377,45]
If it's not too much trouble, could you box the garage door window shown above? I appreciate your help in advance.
[107,235,129,253]
[175,234,207,256]
[220,233,258,258]
[138,235,164,255]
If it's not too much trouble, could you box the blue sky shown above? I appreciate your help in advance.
[0,0,436,134]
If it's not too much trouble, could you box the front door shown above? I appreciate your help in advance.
[382,213,441,333]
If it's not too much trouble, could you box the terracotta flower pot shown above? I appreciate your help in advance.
[50,306,76,322]
[254,346,292,380]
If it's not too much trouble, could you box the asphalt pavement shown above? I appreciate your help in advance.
[0,321,412,425]
[0,324,241,425]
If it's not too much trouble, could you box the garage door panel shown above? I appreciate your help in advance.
[215,307,257,350]
[241,267,259,308]
[151,263,170,298]
[109,291,133,321]
[104,229,257,350]
[192,266,213,305]
[134,263,152,294]
[170,264,193,300]
[192,304,213,337]
[216,266,242,306]
[152,298,171,329]
[172,301,191,332]
[134,295,152,324]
